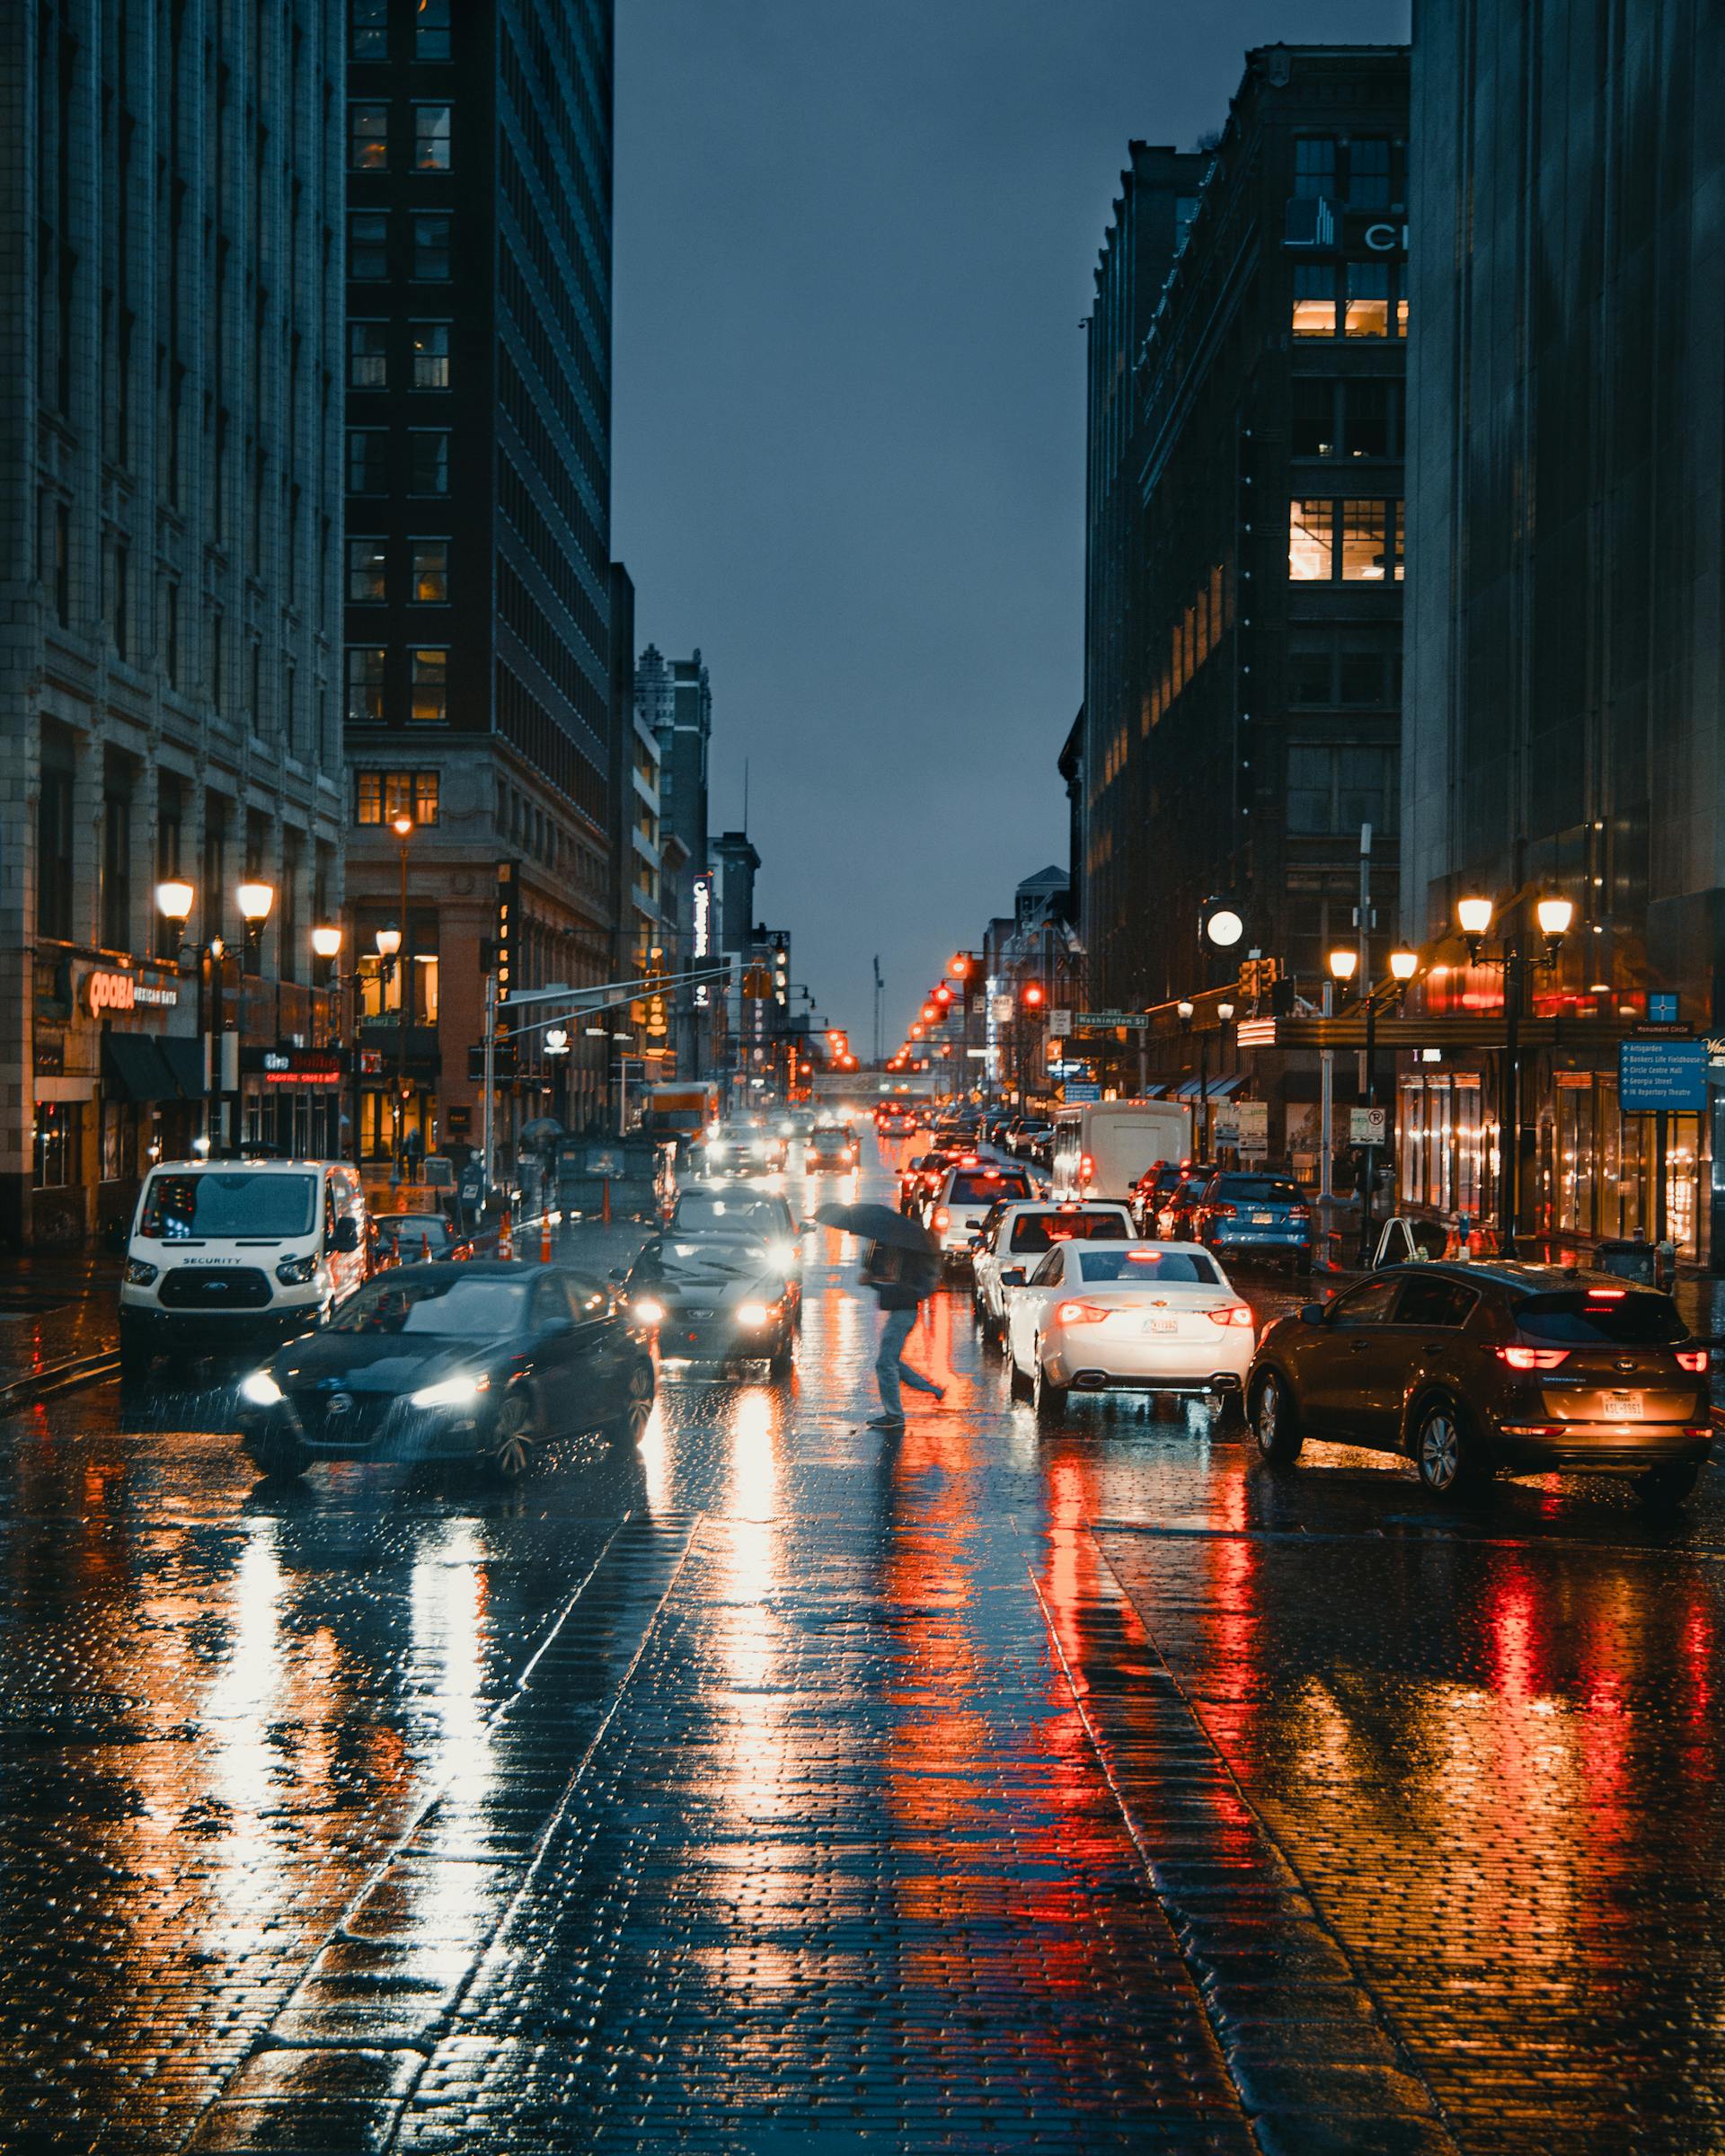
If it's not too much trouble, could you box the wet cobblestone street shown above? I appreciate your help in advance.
[4,1151,1725,2151]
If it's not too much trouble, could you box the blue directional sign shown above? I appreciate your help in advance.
[1648,992,1680,1024]
[1618,1038,1708,1113]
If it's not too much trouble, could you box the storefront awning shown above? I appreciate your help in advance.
[102,1034,176,1103]
[101,1034,205,1103]
[1172,1071,1246,1100]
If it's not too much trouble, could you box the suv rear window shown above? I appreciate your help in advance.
[949,1171,1031,1206]
[1216,1177,1303,1204]
[1010,1211,1129,1252]
[1514,1289,1686,1345]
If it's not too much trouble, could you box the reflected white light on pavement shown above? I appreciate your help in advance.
[202,1518,288,1943]
[637,1397,672,1515]
[407,1518,499,1956]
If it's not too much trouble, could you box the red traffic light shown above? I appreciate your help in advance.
[1023,983,1045,1008]
[933,985,952,1006]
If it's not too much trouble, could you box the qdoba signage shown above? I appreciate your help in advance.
[85,969,180,1017]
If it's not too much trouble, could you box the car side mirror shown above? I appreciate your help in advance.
[608,1266,628,1282]
[332,1215,360,1253]
[1299,1303,1326,1325]
[1001,1268,1026,1287]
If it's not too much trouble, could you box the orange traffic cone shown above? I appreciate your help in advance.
[540,1210,553,1263]
[498,1207,514,1259]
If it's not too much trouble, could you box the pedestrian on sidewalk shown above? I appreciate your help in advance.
[402,1125,424,1186]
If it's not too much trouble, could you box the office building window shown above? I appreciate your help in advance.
[412,215,450,279]
[1291,264,1336,339]
[164,580,180,686]
[349,211,389,280]
[1288,499,1334,581]
[411,323,450,389]
[348,321,389,389]
[346,647,386,723]
[410,648,447,723]
[102,769,133,951]
[414,104,451,171]
[356,770,440,826]
[111,543,129,658]
[1347,137,1393,208]
[349,102,388,171]
[1291,378,1337,457]
[351,0,387,57]
[37,757,75,941]
[347,430,388,494]
[1340,652,1391,704]
[1293,137,1337,199]
[408,431,448,494]
[410,540,448,602]
[349,538,387,603]
[1287,648,1333,705]
[1287,744,1398,836]
[1342,377,1392,456]
[32,1104,79,1191]
[1345,261,1391,337]
[416,0,451,58]
[1340,499,1392,580]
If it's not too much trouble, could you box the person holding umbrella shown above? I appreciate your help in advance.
[815,1202,946,1431]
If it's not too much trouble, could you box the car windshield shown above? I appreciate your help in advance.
[674,1194,783,1235]
[637,1239,775,1286]
[950,1172,1031,1205]
[1010,1212,1129,1252]
[1080,1250,1220,1284]
[1515,1289,1686,1345]
[139,1170,318,1240]
[1216,1178,1303,1203]
[332,1274,529,1337]
[811,1128,848,1144]
[377,1216,450,1248]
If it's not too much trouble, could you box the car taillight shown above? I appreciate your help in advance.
[1055,1300,1113,1326]
[933,1208,950,1230]
[1205,1303,1255,1328]
[1676,1348,1710,1373]
[1287,1207,1310,1222]
[1080,1154,1093,1180]
[1498,1346,1570,1370]
[1209,1203,1237,1218]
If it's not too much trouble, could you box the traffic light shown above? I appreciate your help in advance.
[1022,983,1045,1009]
[933,984,952,1007]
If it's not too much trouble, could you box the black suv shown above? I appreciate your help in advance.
[1248,1262,1712,1505]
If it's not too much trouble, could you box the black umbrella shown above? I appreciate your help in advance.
[814,1202,935,1254]
[519,1117,563,1142]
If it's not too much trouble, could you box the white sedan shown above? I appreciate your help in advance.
[1005,1240,1256,1420]
[972,1200,1135,1340]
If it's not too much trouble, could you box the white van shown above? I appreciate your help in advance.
[119,1157,369,1373]
[1050,1100,1193,1201]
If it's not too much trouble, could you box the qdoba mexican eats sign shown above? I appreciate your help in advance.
[85,969,180,1016]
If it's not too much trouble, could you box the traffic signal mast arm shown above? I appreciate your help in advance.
[491,960,735,1038]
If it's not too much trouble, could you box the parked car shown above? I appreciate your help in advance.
[624,1233,797,1376]
[1247,1263,1712,1504]
[1006,1241,1255,1421]
[1192,1171,1314,1274]
[926,1161,1036,1265]
[371,1211,473,1267]
[972,1201,1134,1341]
[1155,1166,1219,1241]
[235,1262,654,1481]
[121,1157,370,1373]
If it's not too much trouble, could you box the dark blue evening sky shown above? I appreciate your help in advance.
[613,0,1411,1044]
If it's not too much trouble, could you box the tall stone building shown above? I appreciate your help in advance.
[342,0,616,1167]
[0,0,347,1244]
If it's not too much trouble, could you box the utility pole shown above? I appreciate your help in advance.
[482,970,497,1203]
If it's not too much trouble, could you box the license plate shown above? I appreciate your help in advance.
[1603,1392,1644,1420]
[1252,1213,1273,1224]
[1142,1317,1178,1335]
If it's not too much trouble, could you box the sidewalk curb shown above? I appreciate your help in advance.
[0,1348,121,1416]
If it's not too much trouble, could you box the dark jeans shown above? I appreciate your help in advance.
[876,1303,942,1418]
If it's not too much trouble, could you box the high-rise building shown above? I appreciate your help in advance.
[342,0,616,1171]
[1402,0,1725,1259]
[1082,49,1408,1020]
[634,645,712,1073]
[0,0,347,1245]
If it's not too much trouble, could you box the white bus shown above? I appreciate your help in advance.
[1050,1100,1193,1201]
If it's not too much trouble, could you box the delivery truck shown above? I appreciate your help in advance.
[1049,1100,1193,1201]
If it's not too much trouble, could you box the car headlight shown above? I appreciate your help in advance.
[709,1142,728,1158]
[123,1257,158,1286]
[765,1241,796,1268]
[751,1139,767,1156]
[632,1298,665,1326]
[275,1252,319,1286]
[736,1301,772,1327]
[239,1369,283,1407]
[410,1372,488,1409]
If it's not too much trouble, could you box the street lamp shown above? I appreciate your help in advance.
[1327,947,1359,986]
[1452,892,1573,1255]
[155,877,275,1149]
[1389,948,1420,985]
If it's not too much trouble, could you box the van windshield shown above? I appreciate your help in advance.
[139,1171,318,1241]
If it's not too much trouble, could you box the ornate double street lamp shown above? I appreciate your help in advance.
[1454,892,1574,1257]
[155,876,274,1148]
[1326,942,1422,1262]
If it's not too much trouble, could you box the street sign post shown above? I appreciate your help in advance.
[1075,1011,1150,1031]
[1349,1106,1388,1145]
[1619,1039,1708,1112]
[1235,1100,1269,1158]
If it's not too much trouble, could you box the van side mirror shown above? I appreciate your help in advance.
[332,1215,360,1254]
[1001,1268,1026,1287]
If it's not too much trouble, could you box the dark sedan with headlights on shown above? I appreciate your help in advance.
[234,1261,656,1481]
[1248,1262,1712,1506]
[624,1233,796,1376]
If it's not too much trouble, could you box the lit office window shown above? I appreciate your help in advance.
[348,538,387,603]
[1340,500,1391,580]
[1345,261,1391,337]
[349,102,388,171]
[1291,265,1337,339]
[410,540,448,603]
[1288,499,1334,581]
[348,322,388,389]
[410,648,447,723]
[411,323,451,390]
